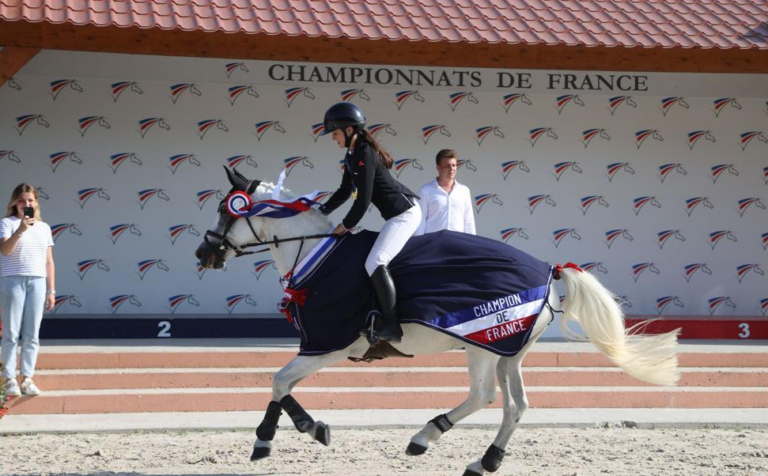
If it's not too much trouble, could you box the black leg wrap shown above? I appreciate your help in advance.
[256,400,282,441]
[481,444,506,473]
[280,395,315,433]
[429,413,454,433]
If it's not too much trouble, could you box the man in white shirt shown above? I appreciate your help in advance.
[415,149,476,235]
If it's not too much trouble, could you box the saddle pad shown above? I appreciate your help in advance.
[287,230,553,357]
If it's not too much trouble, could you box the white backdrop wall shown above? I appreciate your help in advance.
[1,51,766,330]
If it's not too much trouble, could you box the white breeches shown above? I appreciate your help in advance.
[365,201,422,276]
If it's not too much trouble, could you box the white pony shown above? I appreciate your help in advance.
[195,168,680,476]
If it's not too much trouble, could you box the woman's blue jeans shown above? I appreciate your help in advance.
[1,276,46,379]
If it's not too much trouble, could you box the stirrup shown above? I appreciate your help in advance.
[360,316,380,346]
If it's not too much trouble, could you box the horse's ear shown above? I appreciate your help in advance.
[233,168,248,181]
[224,165,238,187]
[224,165,250,191]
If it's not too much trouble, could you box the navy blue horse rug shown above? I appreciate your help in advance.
[281,230,553,357]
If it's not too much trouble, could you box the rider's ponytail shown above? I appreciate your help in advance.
[358,129,394,169]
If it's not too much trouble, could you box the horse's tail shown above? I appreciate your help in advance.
[558,268,680,386]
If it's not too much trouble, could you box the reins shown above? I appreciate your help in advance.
[205,227,334,258]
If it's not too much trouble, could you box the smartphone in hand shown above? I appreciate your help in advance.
[23,207,34,218]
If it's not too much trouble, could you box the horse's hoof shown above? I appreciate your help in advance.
[314,421,331,446]
[250,446,271,461]
[406,442,428,456]
[462,470,483,476]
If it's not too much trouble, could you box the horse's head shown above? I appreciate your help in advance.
[653,130,664,141]
[600,130,611,140]
[98,189,111,201]
[130,153,142,165]
[71,81,83,92]
[190,85,202,96]
[494,128,505,138]
[189,155,202,167]
[131,82,144,94]
[130,295,142,307]
[130,225,142,236]
[756,199,766,210]
[98,260,110,272]
[99,117,112,129]
[217,121,229,132]
[70,153,83,164]
[440,126,451,137]
[467,93,479,104]
[196,167,265,270]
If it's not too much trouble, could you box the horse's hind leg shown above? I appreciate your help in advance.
[252,350,350,461]
[462,356,527,476]
[407,347,500,456]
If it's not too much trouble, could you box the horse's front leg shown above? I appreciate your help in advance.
[407,346,500,456]
[252,349,351,461]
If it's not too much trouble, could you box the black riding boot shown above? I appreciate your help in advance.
[368,265,403,343]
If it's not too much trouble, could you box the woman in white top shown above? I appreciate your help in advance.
[416,149,476,236]
[1,184,56,396]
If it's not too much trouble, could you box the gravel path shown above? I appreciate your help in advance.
[2,427,767,476]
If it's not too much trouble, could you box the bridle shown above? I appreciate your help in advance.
[203,183,334,266]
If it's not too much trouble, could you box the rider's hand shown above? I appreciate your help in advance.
[332,224,347,235]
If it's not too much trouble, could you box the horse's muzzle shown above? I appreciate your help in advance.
[195,241,225,269]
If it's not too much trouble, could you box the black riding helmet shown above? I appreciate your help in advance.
[321,102,366,147]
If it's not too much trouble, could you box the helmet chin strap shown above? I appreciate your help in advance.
[343,129,354,148]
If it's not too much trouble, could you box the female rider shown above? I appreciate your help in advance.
[320,102,421,343]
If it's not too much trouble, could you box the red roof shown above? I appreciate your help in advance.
[1,0,766,49]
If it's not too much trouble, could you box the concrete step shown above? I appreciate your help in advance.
[34,350,768,370]
[30,367,768,390]
[7,386,766,415]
